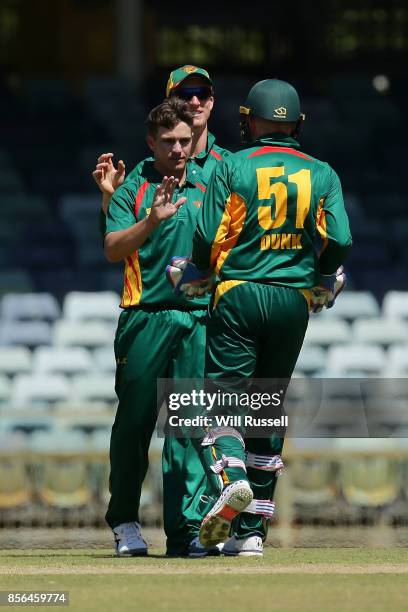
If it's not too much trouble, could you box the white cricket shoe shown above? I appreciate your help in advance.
[222,535,263,557]
[113,521,148,557]
[199,480,253,548]
[187,536,224,558]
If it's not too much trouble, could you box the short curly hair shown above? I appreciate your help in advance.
[147,97,194,137]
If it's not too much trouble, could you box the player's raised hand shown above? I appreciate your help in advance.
[149,176,186,225]
[92,153,126,195]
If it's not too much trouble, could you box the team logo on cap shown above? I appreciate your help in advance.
[274,107,287,118]
[183,65,198,73]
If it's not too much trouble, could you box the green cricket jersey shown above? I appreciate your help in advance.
[192,133,352,288]
[125,132,229,187]
[105,160,209,309]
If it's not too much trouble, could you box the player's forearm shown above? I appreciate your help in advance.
[101,193,111,215]
[318,239,352,275]
[192,229,213,270]
[104,217,158,262]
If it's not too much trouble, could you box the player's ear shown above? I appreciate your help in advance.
[146,134,155,152]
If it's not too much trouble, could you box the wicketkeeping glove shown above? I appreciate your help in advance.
[166,256,214,298]
[310,266,347,313]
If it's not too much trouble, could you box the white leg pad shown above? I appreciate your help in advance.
[244,499,276,518]
[202,426,244,447]
[210,454,247,474]
[246,452,284,475]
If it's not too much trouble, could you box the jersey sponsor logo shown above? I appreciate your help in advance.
[260,233,302,250]
[273,106,287,118]
[192,200,202,208]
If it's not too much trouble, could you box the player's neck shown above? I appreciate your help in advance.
[191,125,208,157]
[154,162,186,184]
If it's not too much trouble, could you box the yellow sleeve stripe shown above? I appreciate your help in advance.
[210,192,247,275]
[316,196,328,253]
[120,252,142,307]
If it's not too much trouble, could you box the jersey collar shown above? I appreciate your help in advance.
[254,133,301,149]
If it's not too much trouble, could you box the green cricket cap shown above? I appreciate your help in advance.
[166,65,213,97]
[240,79,301,122]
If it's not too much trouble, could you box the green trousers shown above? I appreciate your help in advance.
[105,307,211,555]
[203,281,309,540]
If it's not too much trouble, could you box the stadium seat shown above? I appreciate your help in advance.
[326,344,386,376]
[32,347,94,376]
[294,345,327,375]
[382,291,408,320]
[303,318,351,346]
[59,194,101,226]
[321,291,380,321]
[0,375,11,404]
[52,320,115,348]
[93,346,116,373]
[62,291,120,322]
[71,374,116,403]
[351,318,408,346]
[0,293,61,322]
[339,456,402,508]
[384,345,408,376]
[0,321,52,348]
[11,374,71,408]
[289,457,339,507]
[0,347,32,377]
[0,431,32,509]
[29,430,93,509]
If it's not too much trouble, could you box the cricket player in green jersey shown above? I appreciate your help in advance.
[176,78,352,554]
[93,66,230,557]
[102,97,218,557]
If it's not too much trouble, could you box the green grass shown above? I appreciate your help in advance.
[1,549,407,612]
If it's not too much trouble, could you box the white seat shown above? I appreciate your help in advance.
[0,375,11,403]
[11,374,71,407]
[321,291,380,321]
[29,429,89,453]
[52,320,115,348]
[326,344,385,376]
[0,293,60,321]
[62,291,120,322]
[93,346,116,373]
[303,318,351,347]
[382,291,408,320]
[0,347,32,376]
[295,345,327,374]
[351,318,408,346]
[384,345,408,376]
[71,374,116,402]
[32,346,93,376]
[0,321,52,348]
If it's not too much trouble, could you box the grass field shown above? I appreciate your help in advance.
[1,548,408,612]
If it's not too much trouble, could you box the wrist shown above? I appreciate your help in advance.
[145,214,161,230]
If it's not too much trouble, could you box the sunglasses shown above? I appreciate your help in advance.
[174,86,212,101]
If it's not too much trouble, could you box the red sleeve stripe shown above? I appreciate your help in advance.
[210,149,222,160]
[134,180,150,217]
[248,146,311,160]
[195,181,207,193]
